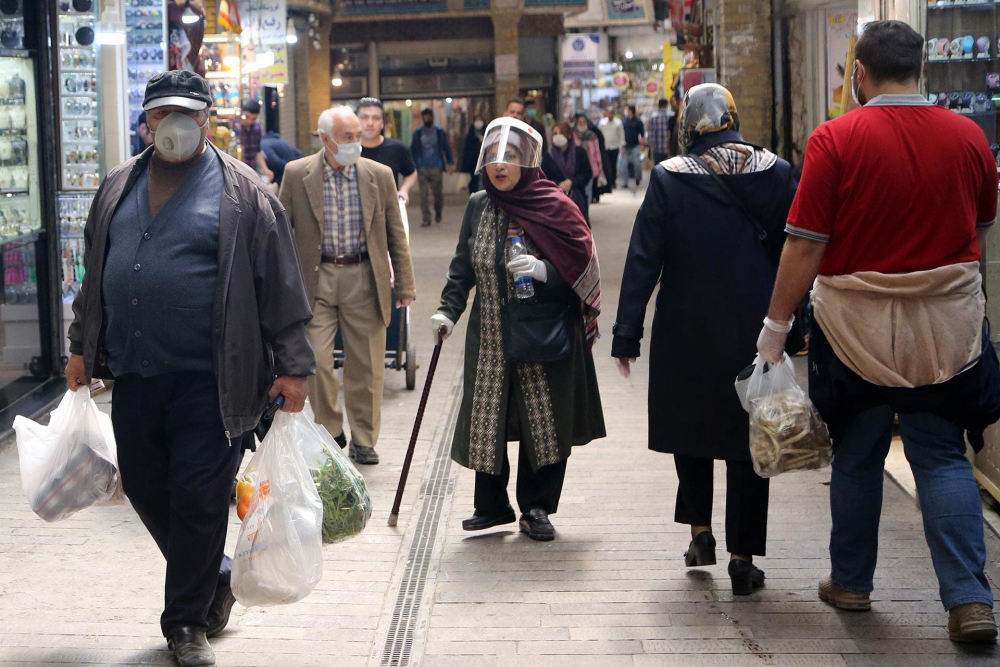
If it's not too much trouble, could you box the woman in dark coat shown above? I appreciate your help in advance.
[611,84,797,594]
[462,115,486,193]
[432,117,605,541]
[541,122,592,223]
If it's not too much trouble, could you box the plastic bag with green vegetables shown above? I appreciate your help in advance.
[296,412,373,544]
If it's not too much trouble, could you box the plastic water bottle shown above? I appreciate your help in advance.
[508,236,535,299]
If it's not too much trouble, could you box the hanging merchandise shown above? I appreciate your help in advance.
[219,0,242,34]
[57,3,101,191]
[125,0,168,155]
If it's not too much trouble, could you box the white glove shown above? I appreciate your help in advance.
[559,179,572,194]
[431,314,455,343]
[506,255,548,283]
[756,316,794,364]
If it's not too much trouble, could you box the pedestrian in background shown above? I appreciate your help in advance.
[613,83,796,596]
[572,113,603,205]
[259,130,304,187]
[463,115,486,193]
[411,108,454,227]
[621,105,645,188]
[131,110,153,157]
[598,107,623,192]
[281,106,417,466]
[359,97,418,204]
[542,121,592,222]
[64,71,314,667]
[233,99,274,182]
[760,20,999,642]
[432,118,605,541]
[647,98,672,164]
[523,98,549,155]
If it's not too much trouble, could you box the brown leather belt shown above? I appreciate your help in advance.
[321,252,369,266]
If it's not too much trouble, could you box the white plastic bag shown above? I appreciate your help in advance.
[232,411,324,607]
[735,355,833,478]
[13,388,124,522]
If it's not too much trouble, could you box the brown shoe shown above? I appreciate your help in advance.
[948,603,997,644]
[818,576,872,611]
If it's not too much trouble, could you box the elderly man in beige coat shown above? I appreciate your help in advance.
[280,106,416,464]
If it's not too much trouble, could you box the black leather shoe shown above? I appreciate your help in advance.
[684,531,717,567]
[350,443,379,465]
[166,626,216,667]
[206,582,236,639]
[334,432,347,449]
[462,505,516,531]
[519,509,556,541]
[729,559,766,596]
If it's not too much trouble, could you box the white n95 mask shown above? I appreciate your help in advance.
[152,112,207,161]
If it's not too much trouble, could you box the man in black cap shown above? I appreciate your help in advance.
[64,70,315,667]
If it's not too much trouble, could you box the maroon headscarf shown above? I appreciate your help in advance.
[483,167,601,349]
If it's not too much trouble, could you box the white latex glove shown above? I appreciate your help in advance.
[756,316,794,364]
[506,255,548,283]
[431,314,454,343]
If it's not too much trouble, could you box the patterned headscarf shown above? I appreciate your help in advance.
[678,83,740,153]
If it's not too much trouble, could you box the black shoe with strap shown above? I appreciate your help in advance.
[462,505,516,531]
[167,626,216,667]
[684,531,717,567]
[206,581,237,639]
[729,559,766,596]
[519,509,556,541]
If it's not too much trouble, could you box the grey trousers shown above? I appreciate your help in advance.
[418,167,444,225]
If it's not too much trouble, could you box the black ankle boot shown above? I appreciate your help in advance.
[684,531,717,567]
[729,559,766,596]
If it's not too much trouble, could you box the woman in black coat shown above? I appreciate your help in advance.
[611,84,797,595]
[541,122,592,224]
[463,115,486,192]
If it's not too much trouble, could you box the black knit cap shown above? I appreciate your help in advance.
[142,70,212,111]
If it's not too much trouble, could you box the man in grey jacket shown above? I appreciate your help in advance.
[64,71,314,667]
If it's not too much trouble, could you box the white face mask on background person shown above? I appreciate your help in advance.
[324,133,362,166]
[473,120,484,130]
[151,112,207,161]
[552,134,569,149]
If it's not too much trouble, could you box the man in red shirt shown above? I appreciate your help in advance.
[760,20,998,643]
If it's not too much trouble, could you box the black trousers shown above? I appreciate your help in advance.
[606,149,620,189]
[475,443,567,516]
[673,454,770,557]
[111,371,241,636]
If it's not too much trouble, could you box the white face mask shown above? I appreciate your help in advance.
[850,65,865,107]
[473,120,484,130]
[324,133,362,166]
[552,134,569,149]
[151,112,207,161]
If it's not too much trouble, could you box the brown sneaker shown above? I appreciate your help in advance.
[948,603,997,644]
[818,576,872,611]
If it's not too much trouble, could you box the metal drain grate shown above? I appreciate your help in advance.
[380,382,461,667]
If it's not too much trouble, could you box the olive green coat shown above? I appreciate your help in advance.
[438,192,606,475]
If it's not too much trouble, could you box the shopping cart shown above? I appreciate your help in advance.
[332,196,417,390]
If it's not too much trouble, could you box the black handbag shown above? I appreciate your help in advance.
[502,300,572,364]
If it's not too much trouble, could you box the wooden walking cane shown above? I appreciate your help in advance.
[388,326,447,527]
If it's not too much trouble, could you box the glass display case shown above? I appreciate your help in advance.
[125,0,166,156]
[56,3,101,191]
[204,36,242,157]
[0,0,26,50]
[924,1,1000,151]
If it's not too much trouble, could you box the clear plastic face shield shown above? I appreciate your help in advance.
[475,118,543,175]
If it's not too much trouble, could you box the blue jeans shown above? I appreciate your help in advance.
[830,406,993,610]
[622,145,643,185]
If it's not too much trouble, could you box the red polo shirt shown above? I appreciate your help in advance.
[786,95,998,276]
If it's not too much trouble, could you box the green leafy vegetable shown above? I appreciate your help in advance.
[310,454,372,544]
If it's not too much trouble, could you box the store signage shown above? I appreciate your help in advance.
[526,0,586,6]
[495,54,518,80]
[562,33,599,80]
[259,45,289,84]
[243,0,286,44]
[340,0,448,15]
[826,11,857,119]
[669,0,692,27]
[606,0,646,21]
[464,0,490,8]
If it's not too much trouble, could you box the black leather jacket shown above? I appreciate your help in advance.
[68,143,315,437]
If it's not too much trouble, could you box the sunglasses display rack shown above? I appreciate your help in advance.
[57,2,101,191]
[0,0,24,50]
[125,0,166,138]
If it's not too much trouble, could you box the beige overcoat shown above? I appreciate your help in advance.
[279,151,416,325]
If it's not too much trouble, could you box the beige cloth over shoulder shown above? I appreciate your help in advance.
[811,261,984,388]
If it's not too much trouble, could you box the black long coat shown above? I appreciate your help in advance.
[611,149,796,461]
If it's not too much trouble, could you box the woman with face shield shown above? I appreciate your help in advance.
[431,118,606,541]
